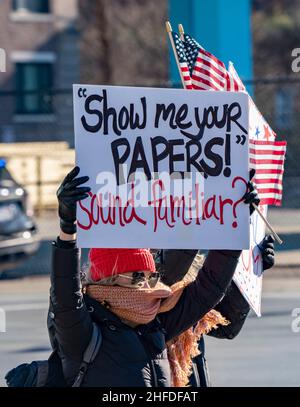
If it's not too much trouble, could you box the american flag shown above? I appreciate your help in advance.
[171,32,193,89]
[181,33,203,74]
[228,61,246,91]
[228,62,286,206]
[172,31,287,206]
[183,33,244,92]
[250,140,287,206]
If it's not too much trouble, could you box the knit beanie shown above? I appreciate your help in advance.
[88,248,156,281]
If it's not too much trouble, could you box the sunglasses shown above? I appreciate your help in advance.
[113,271,160,288]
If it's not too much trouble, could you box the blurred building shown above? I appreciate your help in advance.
[0,0,79,146]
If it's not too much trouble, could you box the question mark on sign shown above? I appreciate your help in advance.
[231,176,248,228]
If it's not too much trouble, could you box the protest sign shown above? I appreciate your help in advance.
[73,85,249,249]
[233,97,277,316]
[233,204,267,316]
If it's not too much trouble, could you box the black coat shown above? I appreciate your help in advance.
[158,249,251,387]
[48,239,241,387]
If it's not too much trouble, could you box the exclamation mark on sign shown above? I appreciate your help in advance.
[223,133,231,177]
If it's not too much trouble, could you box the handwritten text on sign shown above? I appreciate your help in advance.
[74,85,249,249]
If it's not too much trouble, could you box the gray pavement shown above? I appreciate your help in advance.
[0,277,50,387]
[205,279,300,386]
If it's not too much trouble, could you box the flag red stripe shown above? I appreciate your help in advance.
[250,158,284,165]
[254,178,283,185]
[179,65,193,89]
[249,148,285,156]
[192,83,210,90]
[254,168,284,175]
[257,188,282,194]
[192,67,225,87]
[197,49,226,69]
[192,73,224,89]
[228,64,246,90]
[226,74,231,91]
[233,77,239,91]
[260,198,282,206]
[250,140,287,147]
[192,76,219,90]
[193,64,225,82]
[195,58,226,79]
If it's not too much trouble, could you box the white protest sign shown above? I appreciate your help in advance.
[73,85,249,249]
[233,96,276,316]
[233,204,267,316]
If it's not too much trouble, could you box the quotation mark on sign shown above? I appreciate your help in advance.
[78,87,87,98]
[236,134,246,145]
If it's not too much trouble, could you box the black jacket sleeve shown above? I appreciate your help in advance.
[159,249,241,342]
[49,239,93,362]
[159,249,198,286]
[207,281,250,339]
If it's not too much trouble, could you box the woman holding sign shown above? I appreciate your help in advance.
[47,166,260,387]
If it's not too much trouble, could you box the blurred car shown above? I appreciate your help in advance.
[0,158,40,273]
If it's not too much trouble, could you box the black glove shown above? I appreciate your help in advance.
[56,166,91,234]
[259,235,275,271]
[243,168,260,215]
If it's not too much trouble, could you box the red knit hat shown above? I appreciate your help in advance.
[88,248,156,281]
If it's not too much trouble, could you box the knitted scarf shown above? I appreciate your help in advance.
[85,278,229,387]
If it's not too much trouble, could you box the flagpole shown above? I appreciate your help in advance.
[165,21,187,89]
[178,23,184,41]
[252,204,283,244]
